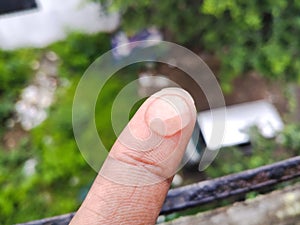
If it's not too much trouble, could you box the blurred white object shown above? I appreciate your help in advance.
[23,158,37,177]
[15,52,58,130]
[172,174,183,187]
[0,0,119,49]
[156,215,166,224]
[138,74,171,88]
[138,74,175,97]
[198,100,284,148]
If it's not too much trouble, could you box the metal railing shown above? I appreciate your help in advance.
[16,156,300,225]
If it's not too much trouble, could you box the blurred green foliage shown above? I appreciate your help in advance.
[279,124,300,155]
[99,0,300,92]
[0,49,40,131]
[0,32,134,224]
[206,126,294,178]
[50,32,111,78]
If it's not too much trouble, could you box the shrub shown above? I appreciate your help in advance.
[98,0,300,91]
[0,32,119,224]
[0,49,40,129]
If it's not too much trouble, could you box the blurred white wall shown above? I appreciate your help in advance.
[0,0,119,49]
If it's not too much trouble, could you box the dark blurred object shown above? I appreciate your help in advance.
[0,0,37,15]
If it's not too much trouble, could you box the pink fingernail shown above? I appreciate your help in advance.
[145,88,193,136]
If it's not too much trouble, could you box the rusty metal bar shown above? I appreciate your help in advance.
[161,156,300,214]
[16,156,300,225]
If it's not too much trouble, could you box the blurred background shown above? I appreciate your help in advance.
[1,0,300,224]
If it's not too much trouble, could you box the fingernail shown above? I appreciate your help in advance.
[145,88,194,136]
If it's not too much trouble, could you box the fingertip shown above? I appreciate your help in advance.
[145,88,196,136]
[70,88,197,225]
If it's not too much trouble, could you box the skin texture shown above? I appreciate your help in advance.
[70,88,196,225]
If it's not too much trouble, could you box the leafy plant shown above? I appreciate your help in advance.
[278,123,300,155]
[50,32,111,78]
[98,0,300,92]
[0,49,40,127]
[0,32,129,224]
[206,126,286,178]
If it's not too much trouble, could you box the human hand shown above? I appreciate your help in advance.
[70,88,196,225]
